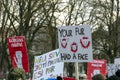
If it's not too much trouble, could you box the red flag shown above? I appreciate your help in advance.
[7,36,29,72]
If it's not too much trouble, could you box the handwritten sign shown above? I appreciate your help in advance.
[58,25,93,62]
[32,49,64,80]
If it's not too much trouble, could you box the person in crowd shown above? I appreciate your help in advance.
[116,69,120,77]
[92,74,106,80]
[106,75,119,80]
[57,76,62,80]
[79,74,87,80]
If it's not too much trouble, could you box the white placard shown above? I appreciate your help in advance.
[107,64,120,77]
[58,25,93,62]
[114,57,120,64]
[32,49,64,80]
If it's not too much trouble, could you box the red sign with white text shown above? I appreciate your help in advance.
[7,36,29,72]
[87,60,106,80]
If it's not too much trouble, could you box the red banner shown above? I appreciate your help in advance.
[87,60,106,80]
[7,36,29,72]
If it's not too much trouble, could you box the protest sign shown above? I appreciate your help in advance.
[114,57,120,65]
[7,36,29,72]
[32,49,64,80]
[107,64,120,77]
[58,25,93,62]
[107,58,120,77]
[87,60,106,80]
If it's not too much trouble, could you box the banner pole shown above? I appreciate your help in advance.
[75,62,79,80]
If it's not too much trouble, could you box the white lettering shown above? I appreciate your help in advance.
[93,60,104,64]
[92,64,102,67]
[11,43,23,47]
[9,38,23,42]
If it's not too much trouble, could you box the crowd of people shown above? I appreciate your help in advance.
[82,69,120,80]
[91,69,120,80]
[92,69,120,80]
[56,69,120,80]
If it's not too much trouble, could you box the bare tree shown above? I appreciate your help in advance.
[90,0,120,63]
[0,0,61,77]
[1,0,119,79]
[56,0,94,77]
